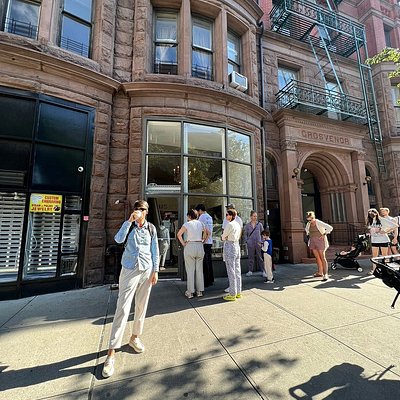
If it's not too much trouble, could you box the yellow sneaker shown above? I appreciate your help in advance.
[223,294,236,301]
[236,293,242,299]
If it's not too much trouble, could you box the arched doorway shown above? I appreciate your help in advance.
[300,151,351,245]
[300,168,321,221]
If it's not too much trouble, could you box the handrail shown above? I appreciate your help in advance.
[270,0,365,41]
[275,79,367,120]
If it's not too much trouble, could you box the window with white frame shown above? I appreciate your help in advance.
[3,0,41,39]
[227,31,241,75]
[60,0,93,58]
[154,12,178,75]
[192,17,213,80]
[278,66,297,90]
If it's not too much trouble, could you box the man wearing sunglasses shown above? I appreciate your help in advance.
[103,199,159,378]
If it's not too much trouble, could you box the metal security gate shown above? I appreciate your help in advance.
[0,88,94,299]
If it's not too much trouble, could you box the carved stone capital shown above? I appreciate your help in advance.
[280,139,297,151]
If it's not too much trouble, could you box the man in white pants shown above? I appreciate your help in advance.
[102,199,159,378]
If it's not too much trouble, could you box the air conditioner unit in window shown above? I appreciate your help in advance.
[229,71,248,92]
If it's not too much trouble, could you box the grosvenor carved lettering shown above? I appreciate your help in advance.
[301,130,350,145]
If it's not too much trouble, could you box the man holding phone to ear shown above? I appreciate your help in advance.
[102,199,159,378]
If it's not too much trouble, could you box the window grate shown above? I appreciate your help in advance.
[0,193,26,275]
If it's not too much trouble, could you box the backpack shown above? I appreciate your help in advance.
[373,261,400,308]
[123,222,157,248]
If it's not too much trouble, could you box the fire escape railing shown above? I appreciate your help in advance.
[276,80,367,122]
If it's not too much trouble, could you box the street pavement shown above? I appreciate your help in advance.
[1,259,400,400]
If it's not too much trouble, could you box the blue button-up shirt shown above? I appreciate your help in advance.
[115,220,159,272]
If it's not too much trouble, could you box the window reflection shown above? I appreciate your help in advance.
[228,162,252,197]
[186,123,223,157]
[148,121,181,153]
[228,130,250,163]
[5,0,40,39]
[188,158,224,194]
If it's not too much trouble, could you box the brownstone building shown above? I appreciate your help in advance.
[0,0,399,298]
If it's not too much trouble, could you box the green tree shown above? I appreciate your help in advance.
[367,47,400,80]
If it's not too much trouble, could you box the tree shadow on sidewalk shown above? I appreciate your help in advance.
[289,362,399,399]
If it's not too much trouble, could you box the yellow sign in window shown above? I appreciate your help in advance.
[29,194,63,213]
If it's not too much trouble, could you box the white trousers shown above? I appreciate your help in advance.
[263,253,273,281]
[109,266,152,349]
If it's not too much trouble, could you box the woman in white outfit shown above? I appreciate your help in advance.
[177,209,209,298]
[367,208,398,274]
[222,209,242,301]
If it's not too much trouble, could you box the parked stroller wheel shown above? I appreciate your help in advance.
[357,267,363,272]
[331,263,337,270]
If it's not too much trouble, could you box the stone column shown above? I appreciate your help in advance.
[351,150,370,223]
[215,8,227,86]
[279,138,307,263]
[180,0,191,77]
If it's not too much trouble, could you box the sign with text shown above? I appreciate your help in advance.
[29,194,63,213]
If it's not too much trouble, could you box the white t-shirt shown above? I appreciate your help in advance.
[369,218,398,243]
[183,220,204,242]
[222,220,242,242]
[222,214,243,230]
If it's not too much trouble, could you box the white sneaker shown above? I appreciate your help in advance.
[129,337,145,353]
[224,287,230,293]
[246,271,253,277]
[102,356,115,378]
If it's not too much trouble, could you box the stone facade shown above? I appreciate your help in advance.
[1,0,400,296]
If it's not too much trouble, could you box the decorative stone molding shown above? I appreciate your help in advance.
[280,139,297,151]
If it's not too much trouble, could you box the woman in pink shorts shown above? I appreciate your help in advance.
[305,211,333,281]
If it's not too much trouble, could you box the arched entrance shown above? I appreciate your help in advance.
[300,151,352,245]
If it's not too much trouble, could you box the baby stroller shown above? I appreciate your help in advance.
[330,234,369,273]
[371,255,400,308]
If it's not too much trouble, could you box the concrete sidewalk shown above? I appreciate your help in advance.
[1,260,400,400]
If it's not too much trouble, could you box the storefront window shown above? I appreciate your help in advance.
[228,130,250,163]
[186,123,223,157]
[228,162,252,197]
[148,121,181,153]
[146,120,254,259]
[187,157,224,194]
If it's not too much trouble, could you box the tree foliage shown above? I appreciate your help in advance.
[366,47,400,79]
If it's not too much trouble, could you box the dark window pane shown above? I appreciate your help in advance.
[0,139,31,171]
[5,0,39,39]
[64,0,92,22]
[32,144,85,192]
[147,155,181,187]
[60,15,90,57]
[0,95,35,139]
[38,103,88,147]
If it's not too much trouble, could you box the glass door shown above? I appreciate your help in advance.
[147,196,181,278]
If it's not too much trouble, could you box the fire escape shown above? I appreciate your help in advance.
[270,0,386,172]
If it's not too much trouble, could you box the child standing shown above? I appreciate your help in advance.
[261,230,274,283]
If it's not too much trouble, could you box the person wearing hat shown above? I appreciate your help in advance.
[102,199,159,378]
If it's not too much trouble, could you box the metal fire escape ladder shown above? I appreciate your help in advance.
[354,29,386,173]
[308,25,344,94]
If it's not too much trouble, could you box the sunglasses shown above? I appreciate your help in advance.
[134,207,147,211]
[226,213,231,216]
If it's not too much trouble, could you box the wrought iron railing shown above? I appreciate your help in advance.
[270,0,365,41]
[275,80,367,121]
[4,18,38,39]
[60,36,89,57]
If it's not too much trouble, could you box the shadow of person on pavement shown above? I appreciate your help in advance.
[0,350,108,392]
[289,362,398,399]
